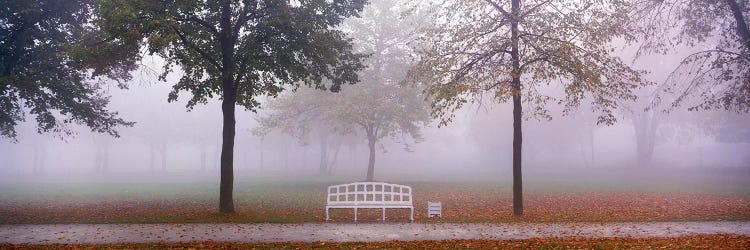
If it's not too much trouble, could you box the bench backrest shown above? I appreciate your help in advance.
[327,182,412,206]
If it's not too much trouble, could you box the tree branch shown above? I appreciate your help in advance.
[178,15,220,37]
[172,27,222,70]
[521,0,553,18]
[484,0,512,19]
[234,2,266,41]
[521,54,549,70]
[233,54,249,88]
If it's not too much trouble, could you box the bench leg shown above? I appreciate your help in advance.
[410,207,414,222]
[382,208,386,221]
[326,207,329,221]
[354,207,357,222]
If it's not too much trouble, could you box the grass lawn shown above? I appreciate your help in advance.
[0,172,748,224]
[2,234,749,249]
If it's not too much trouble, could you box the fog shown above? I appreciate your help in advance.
[1,2,749,190]
[1,53,747,185]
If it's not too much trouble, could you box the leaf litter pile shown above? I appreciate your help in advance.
[0,182,748,224]
[2,234,749,249]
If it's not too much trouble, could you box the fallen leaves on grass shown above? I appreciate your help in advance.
[0,183,748,224]
[409,184,750,223]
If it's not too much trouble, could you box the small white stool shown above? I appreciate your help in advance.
[427,201,442,218]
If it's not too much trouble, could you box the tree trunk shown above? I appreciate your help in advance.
[219,85,236,213]
[365,134,376,182]
[511,95,523,216]
[726,0,750,50]
[510,0,523,216]
[634,111,659,167]
[319,133,328,175]
[94,142,109,173]
[327,142,342,175]
[218,0,236,214]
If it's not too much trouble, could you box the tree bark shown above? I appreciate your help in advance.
[218,0,236,214]
[510,0,523,216]
[219,84,236,213]
[366,134,376,181]
[726,0,750,50]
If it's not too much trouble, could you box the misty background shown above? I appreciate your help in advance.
[1,54,747,184]
[1,5,749,188]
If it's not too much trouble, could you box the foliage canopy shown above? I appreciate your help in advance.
[97,0,367,111]
[0,0,136,141]
[409,0,649,125]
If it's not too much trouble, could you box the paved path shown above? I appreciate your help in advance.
[1,222,748,244]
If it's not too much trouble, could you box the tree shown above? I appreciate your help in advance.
[1,0,135,141]
[97,0,366,213]
[258,0,431,181]
[257,82,429,181]
[626,0,750,112]
[255,87,349,175]
[408,0,648,215]
[618,48,724,168]
[345,0,430,181]
[255,89,359,175]
[92,134,112,173]
[623,94,736,168]
[629,106,660,167]
[333,82,429,181]
[31,135,46,174]
[621,86,664,168]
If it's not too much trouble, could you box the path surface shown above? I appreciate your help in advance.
[1,222,749,244]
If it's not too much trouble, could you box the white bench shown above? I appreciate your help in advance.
[325,182,414,222]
